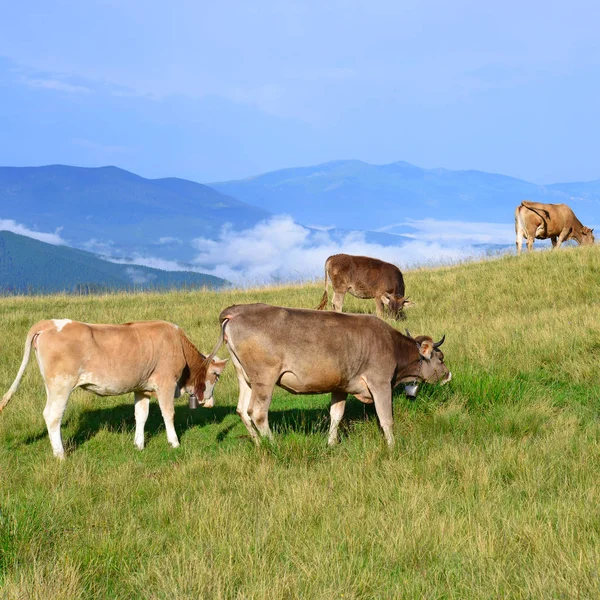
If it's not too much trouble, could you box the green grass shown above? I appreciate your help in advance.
[1,247,600,598]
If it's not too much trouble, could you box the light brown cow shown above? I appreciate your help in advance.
[214,303,450,447]
[515,201,595,255]
[0,319,227,458]
[317,253,415,319]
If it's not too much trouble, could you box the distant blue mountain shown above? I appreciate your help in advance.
[1,162,598,279]
[211,160,600,231]
[0,165,269,261]
[0,230,226,294]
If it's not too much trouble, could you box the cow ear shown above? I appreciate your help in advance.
[402,298,416,308]
[381,294,391,306]
[417,340,433,360]
[210,357,229,373]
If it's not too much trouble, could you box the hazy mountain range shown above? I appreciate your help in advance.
[1,161,599,289]
[0,165,268,261]
[212,159,600,232]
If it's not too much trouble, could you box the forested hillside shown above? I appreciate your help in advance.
[0,231,226,294]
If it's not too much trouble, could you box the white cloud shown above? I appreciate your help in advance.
[109,255,189,272]
[85,216,513,286]
[381,218,516,244]
[72,138,132,154]
[223,83,287,117]
[82,238,115,253]
[190,215,492,285]
[20,77,91,94]
[0,219,65,245]
[156,236,183,245]
[307,224,336,231]
[125,267,156,284]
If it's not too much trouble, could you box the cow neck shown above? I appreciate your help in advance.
[397,339,423,382]
[179,331,205,384]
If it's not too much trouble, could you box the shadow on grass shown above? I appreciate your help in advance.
[19,395,384,450]
[267,400,378,437]
[19,402,236,451]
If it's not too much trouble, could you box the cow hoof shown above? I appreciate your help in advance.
[54,451,65,460]
[169,441,180,449]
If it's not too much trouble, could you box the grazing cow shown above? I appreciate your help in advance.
[515,201,595,255]
[215,303,451,447]
[317,253,414,319]
[0,319,228,459]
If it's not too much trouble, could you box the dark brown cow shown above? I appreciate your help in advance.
[317,253,414,319]
[0,319,228,458]
[214,303,451,447]
[515,201,595,254]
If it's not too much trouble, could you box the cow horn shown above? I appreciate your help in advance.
[405,329,413,338]
[433,335,446,349]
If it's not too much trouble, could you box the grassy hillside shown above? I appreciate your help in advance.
[0,230,226,294]
[0,246,599,598]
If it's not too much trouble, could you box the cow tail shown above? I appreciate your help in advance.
[521,201,550,237]
[521,201,550,221]
[0,327,38,412]
[186,319,229,399]
[203,319,228,367]
[316,262,329,310]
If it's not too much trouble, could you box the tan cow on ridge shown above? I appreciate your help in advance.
[317,253,414,319]
[0,319,228,459]
[515,201,595,255]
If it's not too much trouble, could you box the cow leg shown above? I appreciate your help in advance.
[374,296,384,318]
[515,232,524,255]
[555,229,570,248]
[156,385,179,448]
[248,382,274,441]
[332,291,345,313]
[372,385,395,447]
[551,236,558,248]
[134,392,150,450]
[526,235,535,252]
[42,380,73,459]
[328,391,347,446]
[515,209,526,255]
[236,374,260,445]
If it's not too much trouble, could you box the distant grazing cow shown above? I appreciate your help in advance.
[0,319,228,458]
[515,201,595,255]
[317,253,414,319]
[216,303,451,447]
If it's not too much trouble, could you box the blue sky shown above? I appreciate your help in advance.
[1,0,600,184]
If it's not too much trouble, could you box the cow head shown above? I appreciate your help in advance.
[381,294,416,319]
[406,329,451,385]
[188,356,229,408]
[581,226,595,246]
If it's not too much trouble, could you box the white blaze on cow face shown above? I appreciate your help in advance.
[53,319,72,332]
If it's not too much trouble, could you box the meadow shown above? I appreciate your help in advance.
[1,246,599,599]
